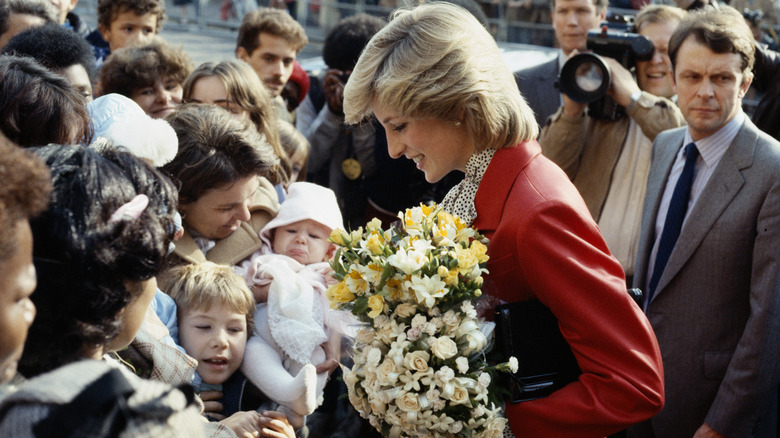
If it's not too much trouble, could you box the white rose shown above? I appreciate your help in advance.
[404,350,430,372]
[449,382,470,405]
[482,415,508,438]
[430,336,458,360]
[455,356,469,374]
[448,421,463,434]
[377,358,399,386]
[396,391,421,412]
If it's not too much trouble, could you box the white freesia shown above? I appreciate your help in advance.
[387,246,427,274]
[406,274,447,308]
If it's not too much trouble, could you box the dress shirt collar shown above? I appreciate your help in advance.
[683,110,745,169]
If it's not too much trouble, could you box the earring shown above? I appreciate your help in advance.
[454,121,462,126]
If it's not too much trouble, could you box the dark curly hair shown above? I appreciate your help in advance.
[19,145,178,377]
[162,104,280,205]
[0,133,51,260]
[96,0,165,33]
[323,13,386,71]
[98,39,192,98]
[0,55,93,147]
[2,23,97,84]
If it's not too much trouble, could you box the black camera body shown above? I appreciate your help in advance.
[557,15,654,120]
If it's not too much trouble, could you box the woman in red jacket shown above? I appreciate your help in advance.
[342,3,665,436]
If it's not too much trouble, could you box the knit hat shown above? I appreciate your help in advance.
[260,182,343,247]
[288,60,310,104]
[88,94,178,167]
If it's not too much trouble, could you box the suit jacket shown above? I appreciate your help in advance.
[515,57,561,130]
[630,119,780,438]
[473,143,664,437]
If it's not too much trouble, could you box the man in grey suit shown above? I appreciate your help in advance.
[514,0,606,129]
[630,6,779,438]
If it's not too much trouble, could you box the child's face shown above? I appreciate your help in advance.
[272,219,334,265]
[100,10,157,52]
[188,75,250,124]
[179,303,248,385]
[0,221,37,384]
[130,76,183,120]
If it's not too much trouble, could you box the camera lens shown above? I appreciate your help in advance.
[557,53,611,103]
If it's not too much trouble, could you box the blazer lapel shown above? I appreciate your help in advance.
[652,121,756,297]
[634,131,683,289]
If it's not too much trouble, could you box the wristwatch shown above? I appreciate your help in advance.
[630,90,643,104]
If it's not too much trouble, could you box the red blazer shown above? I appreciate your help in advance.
[473,142,664,437]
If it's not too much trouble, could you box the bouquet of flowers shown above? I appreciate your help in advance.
[327,204,518,438]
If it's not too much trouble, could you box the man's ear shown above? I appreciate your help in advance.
[236,46,249,61]
[69,0,79,13]
[739,72,753,98]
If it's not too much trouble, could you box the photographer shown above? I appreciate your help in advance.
[539,4,686,283]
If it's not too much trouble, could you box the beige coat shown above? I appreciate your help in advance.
[539,92,685,221]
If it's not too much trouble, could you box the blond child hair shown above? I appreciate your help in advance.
[166,262,255,333]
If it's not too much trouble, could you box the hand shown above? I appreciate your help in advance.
[322,69,347,116]
[220,411,263,438]
[259,410,296,438]
[693,423,725,438]
[324,267,338,288]
[603,56,640,108]
[200,390,226,420]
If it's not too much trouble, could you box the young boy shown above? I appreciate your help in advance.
[167,261,295,437]
[235,182,344,428]
[85,0,165,68]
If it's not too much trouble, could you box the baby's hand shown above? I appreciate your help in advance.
[220,411,263,438]
[324,267,338,287]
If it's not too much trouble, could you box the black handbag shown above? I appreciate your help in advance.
[494,288,644,403]
[493,299,581,403]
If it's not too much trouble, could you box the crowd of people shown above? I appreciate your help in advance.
[0,0,777,437]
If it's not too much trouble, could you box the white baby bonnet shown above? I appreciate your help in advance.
[260,182,344,248]
[88,94,178,167]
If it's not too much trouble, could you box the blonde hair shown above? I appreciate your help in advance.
[166,262,255,332]
[183,60,289,185]
[343,2,538,150]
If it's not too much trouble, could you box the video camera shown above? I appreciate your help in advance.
[557,15,654,120]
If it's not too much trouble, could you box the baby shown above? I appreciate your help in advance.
[235,182,343,427]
